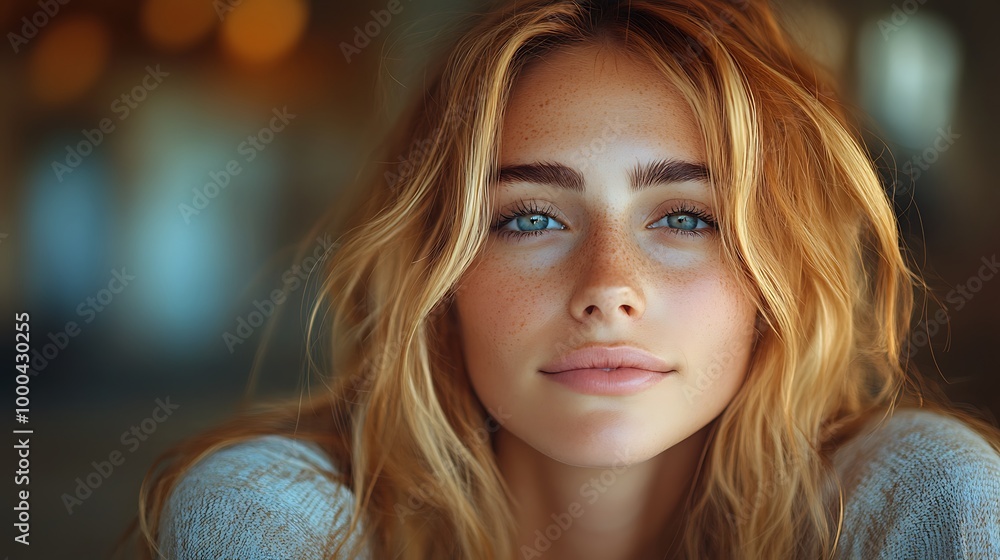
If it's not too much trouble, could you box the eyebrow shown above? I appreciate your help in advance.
[494,158,710,193]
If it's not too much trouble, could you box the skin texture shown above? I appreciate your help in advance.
[454,42,759,559]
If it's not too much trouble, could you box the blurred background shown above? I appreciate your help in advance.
[1,0,997,557]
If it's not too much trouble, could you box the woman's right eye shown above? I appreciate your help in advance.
[493,212,567,238]
[490,200,566,240]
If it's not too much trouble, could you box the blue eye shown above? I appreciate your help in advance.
[511,213,563,232]
[490,200,566,239]
[648,204,716,236]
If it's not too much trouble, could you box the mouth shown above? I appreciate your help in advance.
[538,345,674,375]
[540,365,673,396]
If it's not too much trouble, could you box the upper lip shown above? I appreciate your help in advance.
[539,345,674,374]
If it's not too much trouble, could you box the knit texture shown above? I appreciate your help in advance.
[832,408,1000,559]
[157,435,368,560]
[157,409,1000,559]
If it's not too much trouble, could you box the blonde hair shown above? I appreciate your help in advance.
[124,0,1000,558]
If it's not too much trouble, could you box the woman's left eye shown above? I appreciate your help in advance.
[648,204,716,237]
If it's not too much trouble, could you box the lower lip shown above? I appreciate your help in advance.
[541,368,672,396]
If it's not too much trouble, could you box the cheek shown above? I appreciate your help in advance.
[667,270,758,400]
[454,259,550,375]
[454,296,522,420]
[648,245,755,325]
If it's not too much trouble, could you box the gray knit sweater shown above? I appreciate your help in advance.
[157,408,1000,559]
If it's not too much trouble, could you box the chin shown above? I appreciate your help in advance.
[531,430,665,470]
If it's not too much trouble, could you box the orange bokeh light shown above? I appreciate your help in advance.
[141,0,217,51]
[220,0,308,65]
[29,15,110,106]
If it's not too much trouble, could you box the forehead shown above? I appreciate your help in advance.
[499,43,705,164]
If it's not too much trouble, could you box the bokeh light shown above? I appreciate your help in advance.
[219,0,308,65]
[857,13,962,149]
[140,0,218,52]
[25,146,113,311]
[28,15,110,106]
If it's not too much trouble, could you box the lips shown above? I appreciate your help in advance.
[539,345,674,374]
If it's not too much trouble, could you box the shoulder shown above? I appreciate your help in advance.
[157,434,370,560]
[832,408,1000,559]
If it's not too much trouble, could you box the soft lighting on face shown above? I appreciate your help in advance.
[141,0,217,51]
[28,15,110,106]
[219,0,308,65]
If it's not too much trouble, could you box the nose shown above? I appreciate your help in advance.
[568,223,646,324]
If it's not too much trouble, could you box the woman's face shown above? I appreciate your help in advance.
[454,43,759,468]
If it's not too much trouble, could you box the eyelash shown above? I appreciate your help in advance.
[490,199,717,240]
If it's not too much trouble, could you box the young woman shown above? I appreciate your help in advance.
[128,0,1000,558]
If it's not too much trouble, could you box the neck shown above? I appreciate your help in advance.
[496,424,711,560]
